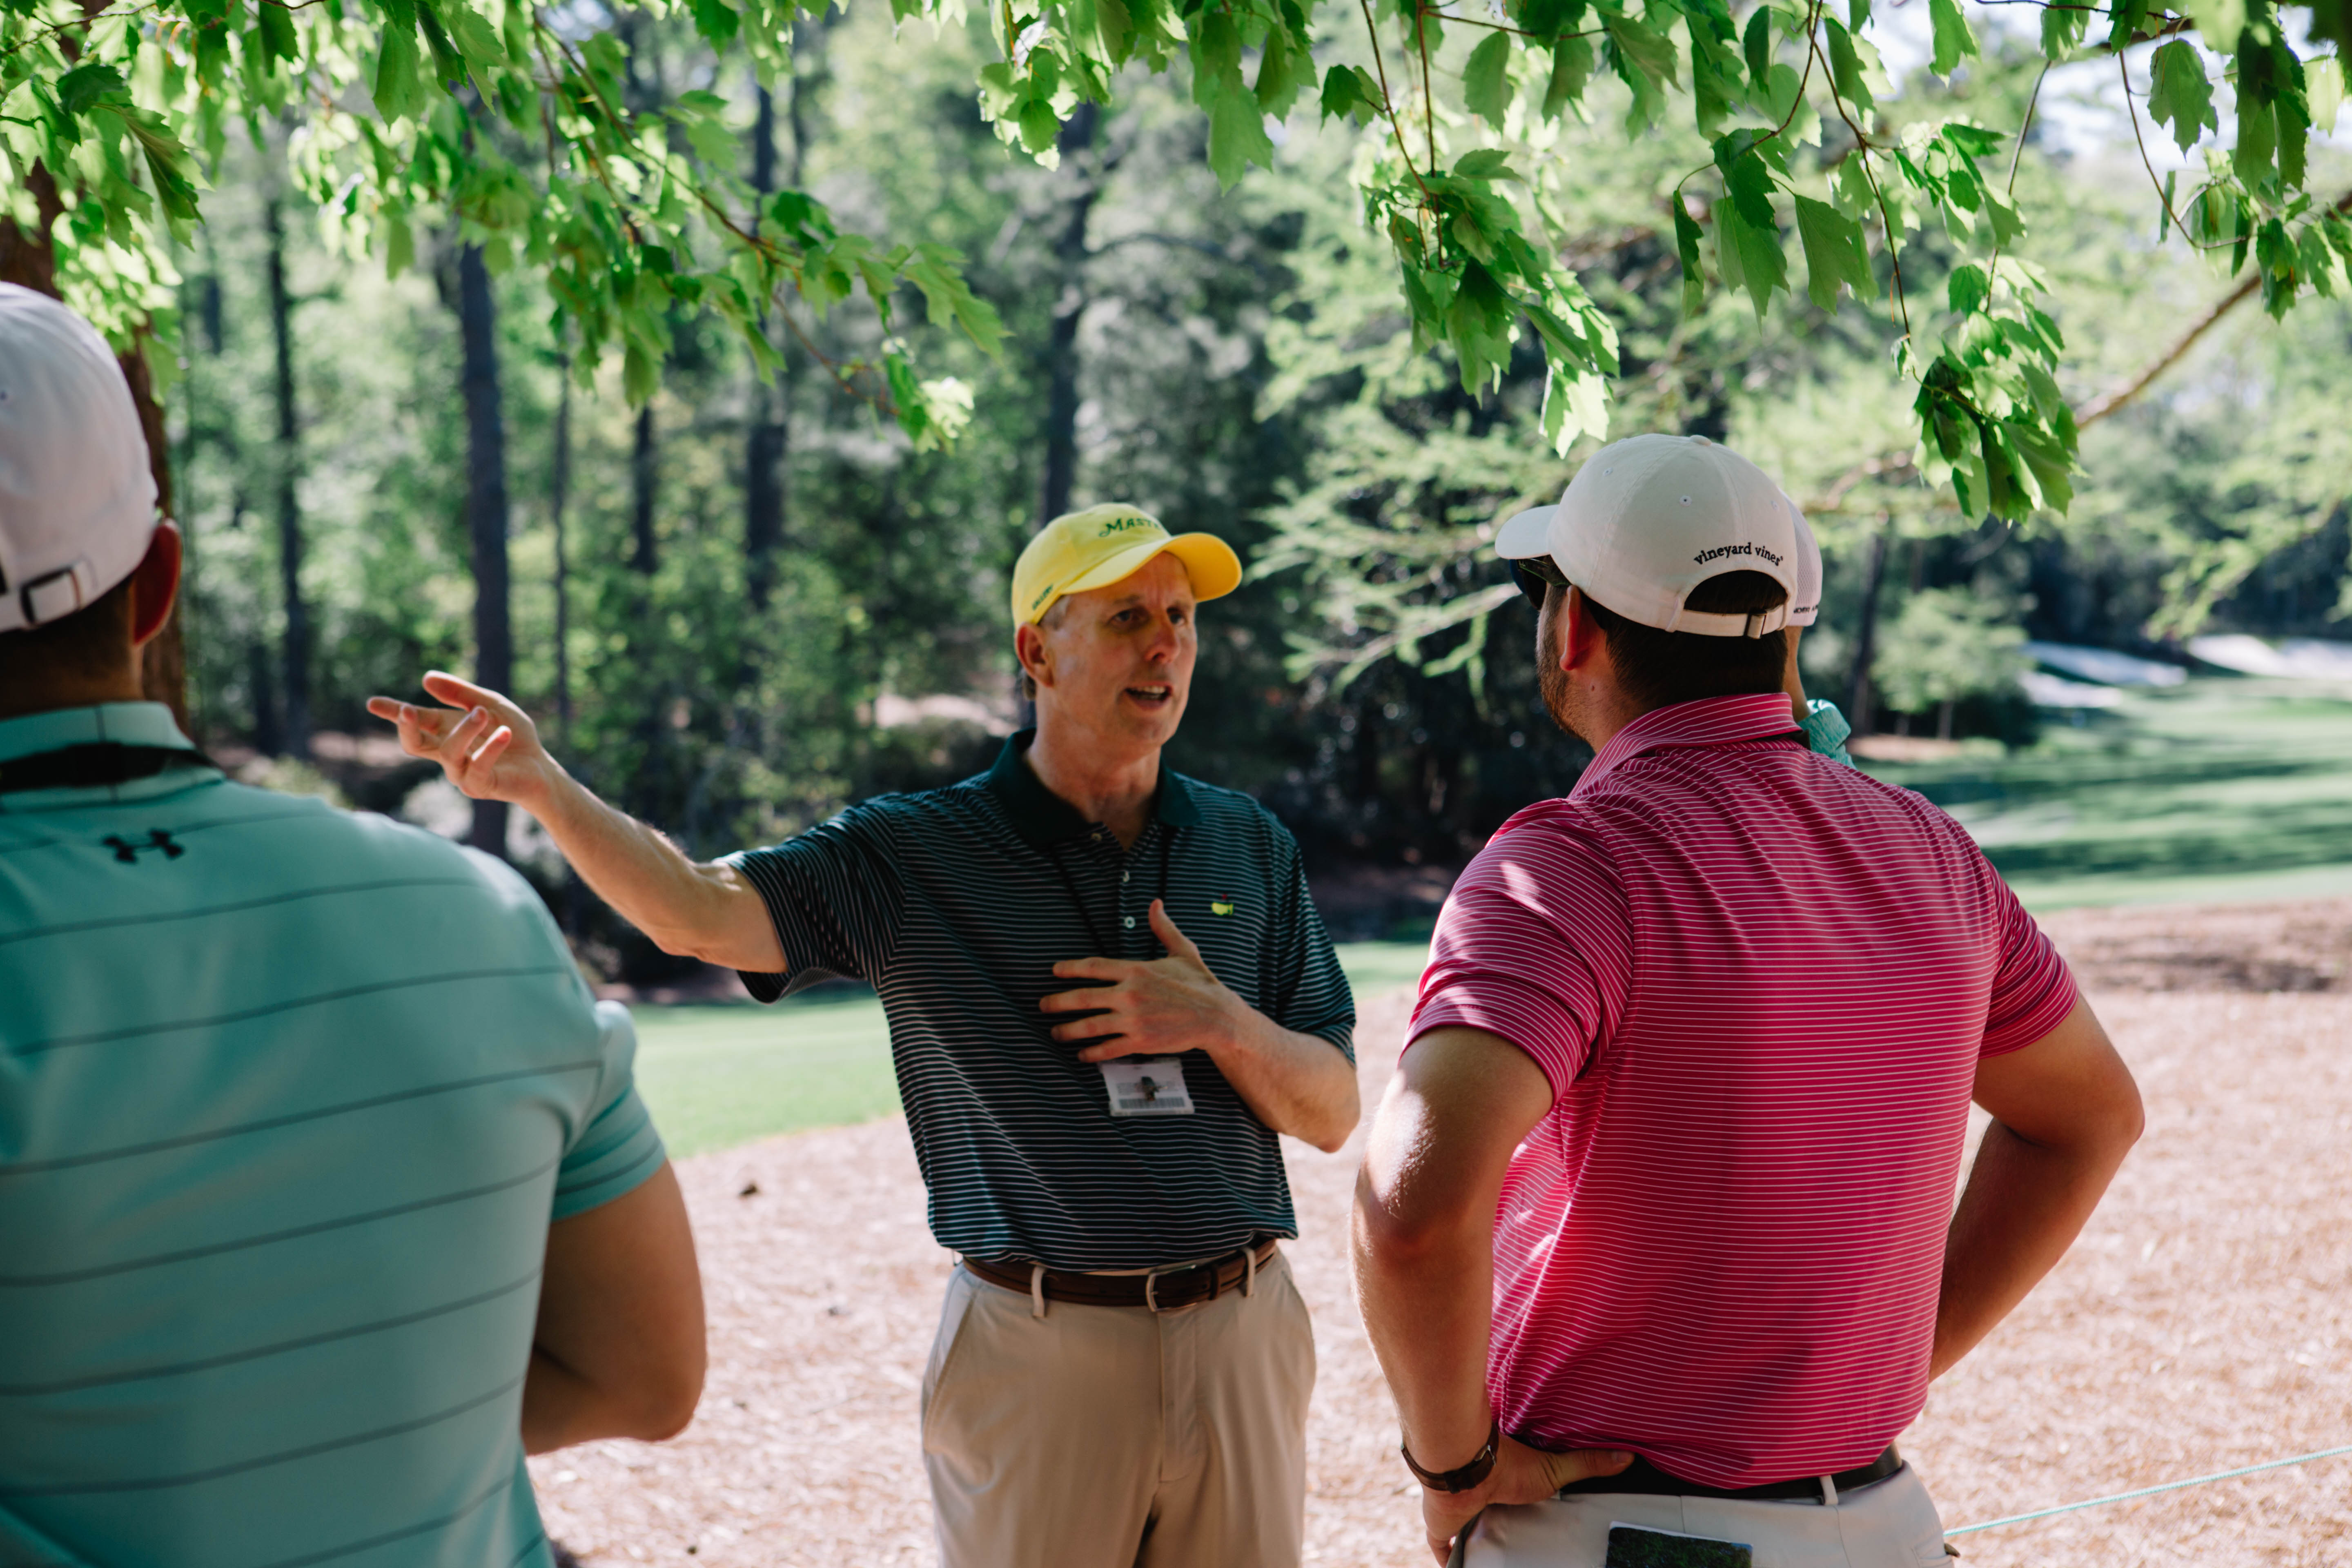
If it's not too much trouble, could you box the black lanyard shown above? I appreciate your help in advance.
[0,743,216,795]
[1046,823,1177,958]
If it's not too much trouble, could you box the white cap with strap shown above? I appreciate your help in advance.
[0,284,158,634]
[1495,433,1805,639]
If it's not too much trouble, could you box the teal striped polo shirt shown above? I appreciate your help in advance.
[0,703,665,1568]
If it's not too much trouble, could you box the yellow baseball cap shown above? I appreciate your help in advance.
[1011,503,1244,626]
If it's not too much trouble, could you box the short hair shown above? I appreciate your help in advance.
[1016,597,1071,704]
[1581,570,1790,713]
[0,571,137,688]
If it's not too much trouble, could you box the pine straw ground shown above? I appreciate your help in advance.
[529,900,2352,1566]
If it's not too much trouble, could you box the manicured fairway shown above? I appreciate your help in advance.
[1862,676,2352,909]
[629,940,1433,1158]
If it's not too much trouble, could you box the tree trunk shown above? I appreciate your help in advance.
[1937,698,1954,742]
[457,243,512,859]
[1038,102,1100,527]
[551,358,573,753]
[2,163,187,730]
[744,79,788,609]
[265,196,310,756]
[630,404,659,575]
[1846,521,1891,737]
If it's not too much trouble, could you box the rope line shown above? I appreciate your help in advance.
[1945,1443,2352,1537]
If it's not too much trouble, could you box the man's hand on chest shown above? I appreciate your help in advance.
[1042,898,1247,1063]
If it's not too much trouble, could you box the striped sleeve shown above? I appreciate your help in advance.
[1980,872,2080,1058]
[1266,822,1355,1061]
[725,803,909,1003]
[553,1000,668,1219]
[1408,811,1633,1097]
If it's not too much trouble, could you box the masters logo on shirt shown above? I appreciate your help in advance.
[1210,895,1236,915]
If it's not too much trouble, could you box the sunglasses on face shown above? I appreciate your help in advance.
[1512,557,1571,610]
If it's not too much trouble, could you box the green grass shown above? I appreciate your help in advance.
[1860,676,2352,910]
[630,941,1433,1157]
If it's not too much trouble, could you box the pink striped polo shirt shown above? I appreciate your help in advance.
[1409,692,2077,1488]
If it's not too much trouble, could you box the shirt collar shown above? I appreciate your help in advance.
[984,728,1200,846]
[1571,693,1804,798]
[0,701,195,766]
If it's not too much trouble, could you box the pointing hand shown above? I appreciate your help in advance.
[365,671,557,811]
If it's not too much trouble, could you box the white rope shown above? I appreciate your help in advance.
[1946,1443,2352,1537]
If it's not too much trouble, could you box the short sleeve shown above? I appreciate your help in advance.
[1407,810,1633,1098]
[1265,824,1355,1062]
[553,1000,668,1220]
[1980,873,2079,1058]
[724,803,909,1003]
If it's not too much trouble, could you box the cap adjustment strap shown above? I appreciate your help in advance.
[18,558,94,629]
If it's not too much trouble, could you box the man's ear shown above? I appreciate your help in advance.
[1556,586,1605,674]
[1014,619,1051,692]
[128,522,183,650]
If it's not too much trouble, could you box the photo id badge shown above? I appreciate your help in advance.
[1100,1057,1195,1117]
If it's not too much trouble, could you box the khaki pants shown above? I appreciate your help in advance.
[920,1251,1316,1568]
[1461,1463,1952,1568]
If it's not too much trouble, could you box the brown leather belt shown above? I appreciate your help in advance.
[961,1240,1280,1312]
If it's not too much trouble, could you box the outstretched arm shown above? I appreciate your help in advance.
[1934,993,2143,1377]
[1354,1026,1632,1564]
[367,672,781,972]
[1039,900,1359,1152]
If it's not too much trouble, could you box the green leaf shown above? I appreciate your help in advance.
[442,0,507,67]
[1542,33,1594,120]
[903,242,1009,357]
[2105,0,2150,49]
[1255,24,1305,117]
[688,0,742,48]
[415,0,468,88]
[1673,196,1705,315]
[1793,194,1871,310]
[1690,35,1742,135]
[2146,40,2216,154]
[1713,133,1779,229]
[256,3,299,61]
[1602,13,1677,91]
[1927,0,1977,77]
[1463,32,1513,128]
[1206,75,1274,184]
[1742,7,1771,94]
[1451,147,1519,180]
[2182,0,2245,47]
[1715,194,1788,316]
[1318,62,1364,120]
[1824,19,1871,117]
[2234,97,2275,187]
[1190,13,1240,107]
[2039,0,2087,58]
[372,22,426,122]
[1946,260,1989,315]
[1848,0,1869,31]
[57,63,129,115]
[2310,56,2346,134]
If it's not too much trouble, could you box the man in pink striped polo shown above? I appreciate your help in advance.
[1353,434,2143,1567]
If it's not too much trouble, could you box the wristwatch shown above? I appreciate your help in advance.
[1401,1419,1502,1493]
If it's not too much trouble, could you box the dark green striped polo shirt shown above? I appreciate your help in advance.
[727,730,1354,1270]
[0,702,664,1568]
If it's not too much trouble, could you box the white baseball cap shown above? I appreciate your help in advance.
[1496,433,1803,638]
[1790,508,1821,627]
[0,284,158,634]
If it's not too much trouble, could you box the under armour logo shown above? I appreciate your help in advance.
[104,830,185,863]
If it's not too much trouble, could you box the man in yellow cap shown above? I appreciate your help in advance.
[370,503,1360,1568]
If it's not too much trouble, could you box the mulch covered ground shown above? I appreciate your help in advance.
[529,900,2352,1566]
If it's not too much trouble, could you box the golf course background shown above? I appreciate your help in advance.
[632,675,2352,1158]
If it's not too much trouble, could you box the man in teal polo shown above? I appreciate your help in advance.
[0,283,705,1565]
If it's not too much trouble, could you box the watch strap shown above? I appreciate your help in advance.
[1402,1419,1502,1494]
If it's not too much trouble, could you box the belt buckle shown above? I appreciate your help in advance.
[1143,1255,1218,1314]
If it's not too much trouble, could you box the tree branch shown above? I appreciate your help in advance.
[2075,186,2352,428]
